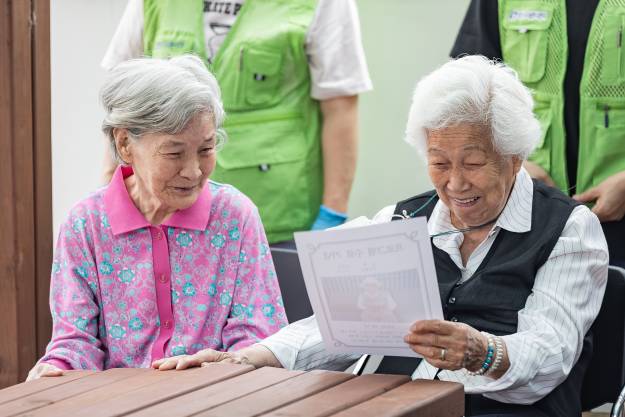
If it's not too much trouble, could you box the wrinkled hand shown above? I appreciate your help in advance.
[573,171,625,222]
[26,363,64,381]
[151,348,249,371]
[404,320,487,372]
[523,160,556,188]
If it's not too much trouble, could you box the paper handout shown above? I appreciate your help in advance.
[294,217,443,357]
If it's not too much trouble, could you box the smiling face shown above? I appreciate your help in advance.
[117,111,217,216]
[426,124,522,229]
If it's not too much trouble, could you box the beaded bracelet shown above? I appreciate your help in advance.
[487,335,504,376]
[467,333,496,376]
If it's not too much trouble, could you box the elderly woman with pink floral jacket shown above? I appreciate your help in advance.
[27,55,287,380]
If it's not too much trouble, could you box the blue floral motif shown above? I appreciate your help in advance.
[197,304,207,312]
[117,268,135,283]
[228,227,240,241]
[98,261,114,276]
[171,345,187,356]
[176,232,193,247]
[262,304,275,317]
[219,291,232,306]
[109,324,126,340]
[128,317,143,331]
[207,283,217,297]
[182,282,196,296]
[232,303,244,317]
[51,261,61,274]
[72,217,87,233]
[74,317,89,330]
[172,290,180,305]
[73,266,89,279]
[211,233,226,248]
[239,251,247,263]
[100,214,110,228]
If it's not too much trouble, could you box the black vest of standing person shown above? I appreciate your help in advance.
[389,180,592,417]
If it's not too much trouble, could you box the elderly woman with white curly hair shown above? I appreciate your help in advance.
[27,55,287,381]
[153,56,608,417]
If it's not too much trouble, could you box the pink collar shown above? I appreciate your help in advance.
[103,166,211,235]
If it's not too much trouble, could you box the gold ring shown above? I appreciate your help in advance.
[440,348,447,361]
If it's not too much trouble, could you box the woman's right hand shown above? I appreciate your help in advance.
[151,349,246,371]
[26,363,64,381]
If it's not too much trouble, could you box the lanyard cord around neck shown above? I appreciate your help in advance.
[391,192,507,238]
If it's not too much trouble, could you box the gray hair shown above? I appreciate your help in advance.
[405,55,540,160]
[101,55,226,163]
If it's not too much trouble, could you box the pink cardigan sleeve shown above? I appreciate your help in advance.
[39,207,106,370]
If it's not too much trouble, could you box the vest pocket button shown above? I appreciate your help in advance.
[450,317,459,322]
[259,164,270,172]
[449,297,456,304]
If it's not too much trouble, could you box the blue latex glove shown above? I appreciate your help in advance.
[311,205,348,230]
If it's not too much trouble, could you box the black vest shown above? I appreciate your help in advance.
[391,181,591,417]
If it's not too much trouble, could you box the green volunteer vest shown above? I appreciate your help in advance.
[144,0,322,243]
[498,0,625,194]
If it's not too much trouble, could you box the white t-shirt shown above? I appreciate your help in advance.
[102,0,373,100]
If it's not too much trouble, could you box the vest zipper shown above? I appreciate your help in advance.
[618,24,623,78]
[239,46,244,72]
[605,104,610,128]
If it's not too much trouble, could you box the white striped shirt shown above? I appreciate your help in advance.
[260,168,608,404]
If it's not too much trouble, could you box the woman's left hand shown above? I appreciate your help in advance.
[404,319,488,372]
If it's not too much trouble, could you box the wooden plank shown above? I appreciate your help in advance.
[331,380,464,417]
[263,374,409,417]
[128,367,304,417]
[31,0,53,359]
[0,371,92,405]
[0,368,141,416]
[57,363,254,417]
[195,369,355,417]
[21,366,250,417]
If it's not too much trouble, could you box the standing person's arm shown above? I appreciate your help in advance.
[316,96,359,223]
[306,0,372,229]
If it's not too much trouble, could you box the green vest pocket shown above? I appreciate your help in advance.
[502,1,554,83]
[600,10,625,85]
[243,47,284,108]
[588,101,625,187]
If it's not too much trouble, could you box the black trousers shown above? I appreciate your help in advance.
[467,395,549,417]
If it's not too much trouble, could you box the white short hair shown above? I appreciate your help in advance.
[100,55,226,163]
[405,55,540,160]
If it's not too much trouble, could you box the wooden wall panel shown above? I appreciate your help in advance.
[32,0,53,358]
[0,0,21,389]
[0,0,52,387]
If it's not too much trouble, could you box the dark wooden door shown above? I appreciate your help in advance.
[0,0,52,387]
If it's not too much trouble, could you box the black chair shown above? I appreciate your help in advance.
[581,265,625,415]
[270,246,313,323]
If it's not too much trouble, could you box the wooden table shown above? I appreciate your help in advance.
[0,364,464,417]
